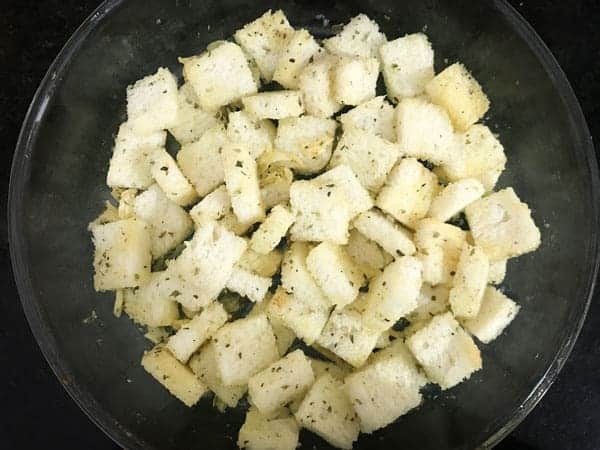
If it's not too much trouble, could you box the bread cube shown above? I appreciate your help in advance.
[406,283,450,324]
[310,358,350,381]
[345,340,427,433]
[168,84,220,145]
[273,29,322,89]
[117,188,136,219]
[180,41,258,111]
[380,33,434,101]
[123,273,179,327]
[242,91,304,120]
[323,14,386,59]
[238,247,283,278]
[227,111,276,159]
[150,148,198,206]
[396,97,455,165]
[306,242,363,307]
[238,407,300,450]
[189,184,230,225]
[248,297,296,356]
[234,10,294,81]
[338,96,395,142]
[250,205,295,254]
[318,165,375,218]
[298,54,342,118]
[143,326,169,344]
[91,217,152,291]
[141,345,207,407]
[225,266,272,303]
[353,209,416,257]
[295,374,360,450]
[449,244,489,318]
[376,158,439,228]
[428,178,485,223]
[213,314,279,386]
[275,116,337,175]
[334,56,380,106]
[465,188,541,261]
[488,259,507,285]
[126,67,178,134]
[89,201,120,228]
[345,229,390,279]
[259,162,294,209]
[329,128,400,192]
[425,63,490,131]
[463,287,520,344]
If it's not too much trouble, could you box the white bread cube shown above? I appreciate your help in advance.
[329,128,400,192]
[150,148,198,206]
[425,63,490,131]
[380,33,434,101]
[143,326,169,344]
[250,205,295,254]
[428,178,485,223]
[465,188,541,261]
[227,111,276,159]
[376,158,439,228]
[317,165,374,218]
[141,345,207,407]
[238,247,283,278]
[396,97,455,165]
[259,163,294,209]
[123,273,179,327]
[238,407,299,450]
[222,141,265,225]
[463,287,520,344]
[323,14,386,59]
[248,349,315,415]
[353,209,416,257]
[338,96,395,142]
[180,41,258,111]
[306,242,363,307]
[478,167,504,193]
[295,374,360,450]
[406,283,450,324]
[117,188,136,219]
[310,358,350,381]
[249,297,296,356]
[168,84,220,145]
[345,340,427,433]
[234,10,294,81]
[488,259,507,285]
[166,301,228,363]
[225,266,272,303]
[449,244,489,318]
[91,217,152,291]
[345,229,390,279]
[298,54,342,118]
[133,184,193,258]
[213,314,279,386]
[334,56,380,106]
[176,125,228,197]
[189,184,230,225]
[242,91,304,120]
[273,29,322,89]
[126,67,178,134]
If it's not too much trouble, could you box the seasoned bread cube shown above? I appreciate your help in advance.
[180,41,258,111]
[380,33,434,101]
[449,244,489,318]
[238,247,283,278]
[168,83,219,145]
[238,407,300,450]
[310,358,350,381]
[463,287,520,344]
[117,188,137,219]
[126,67,178,134]
[141,345,207,407]
[465,188,541,261]
[488,259,507,285]
[428,178,485,223]
[250,205,295,254]
[317,165,375,218]
[242,91,304,120]
[323,14,386,59]
[249,297,296,356]
[273,29,322,89]
[189,185,230,225]
[406,283,450,324]
[298,54,342,118]
[91,218,152,291]
[353,209,416,257]
[150,148,198,206]
[345,229,390,279]
[259,162,294,209]
[123,272,179,327]
[376,158,439,228]
[295,374,360,450]
[338,96,395,142]
[425,62,490,131]
[227,111,276,159]
[333,56,380,106]
[225,266,272,303]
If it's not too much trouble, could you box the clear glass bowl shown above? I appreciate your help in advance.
[9,0,599,449]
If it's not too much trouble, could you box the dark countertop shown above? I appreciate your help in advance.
[1,1,599,449]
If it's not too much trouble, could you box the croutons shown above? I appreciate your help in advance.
[338,96,395,142]
[406,283,450,325]
[428,178,485,223]
[323,14,386,59]
[463,287,520,344]
[273,29,322,89]
[353,209,416,257]
[238,407,300,450]
[123,272,179,327]
[334,56,380,106]
[242,91,304,120]
[298,54,342,118]
[345,229,391,279]
[488,259,507,285]
[168,83,220,145]
[250,205,295,254]
[259,161,294,210]
[238,247,284,278]
[188,184,231,225]
[150,148,199,206]
[449,244,489,318]
[225,266,272,303]
[227,111,276,159]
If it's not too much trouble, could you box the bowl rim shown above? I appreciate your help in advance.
[8,0,600,449]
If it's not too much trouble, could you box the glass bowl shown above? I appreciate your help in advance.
[9,0,599,448]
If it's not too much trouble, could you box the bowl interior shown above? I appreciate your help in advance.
[10,0,598,449]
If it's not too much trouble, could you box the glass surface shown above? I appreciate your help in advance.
[9,0,599,449]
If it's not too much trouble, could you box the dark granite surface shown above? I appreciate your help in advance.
[1,1,598,448]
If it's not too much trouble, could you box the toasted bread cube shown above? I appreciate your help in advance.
[428,178,485,223]
[181,41,258,111]
[307,242,363,307]
[117,188,137,219]
[396,97,455,165]
[407,312,481,389]
[425,63,490,131]
[345,340,427,433]
[311,358,350,381]
[339,96,395,142]
[141,345,207,407]
[91,218,151,291]
[227,111,275,159]
[123,273,179,327]
[273,29,322,89]
[463,287,520,344]
[334,56,379,106]
[248,349,315,415]
[234,10,294,81]
[298,54,342,118]
[249,297,296,356]
[150,148,198,206]
[126,67,178,134]
[168,84,219,145]
[222,142,265,225]
[295,374,360,450]
[318,165,375,217]
[275,115,337,175]
[323,14,386,59]
[414,218,467,285]
[449,244,489,318]
[242,91,304,120]
[330,129,400,192]
[376,158,439,228]
[353,209,416,257]
[189,185,230,225]
[345,229,390,279]
[406,284,450,324]
[238,407,300,450]
[465,188,541,261]
[259,163,294,209]
[362,256,423,332]
[251,205,295,254]
[133,184,193,258]
[488,259,507,285]
[380,33,434,101]
[226,266,272,303]
[213,314,279,386]
[238,247,283,278]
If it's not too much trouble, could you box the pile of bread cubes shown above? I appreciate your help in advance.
[89,10,542,450]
